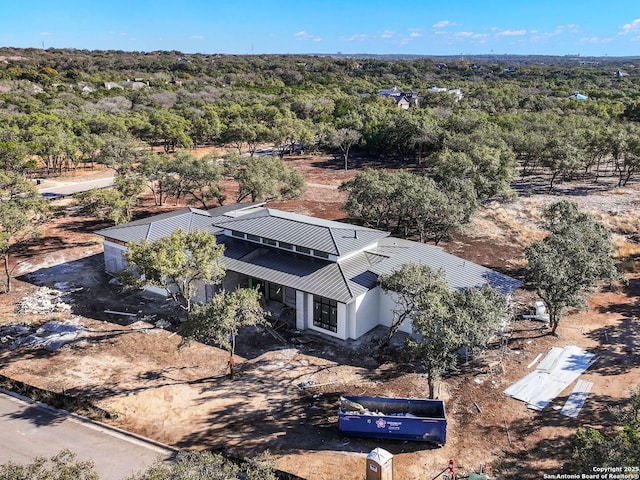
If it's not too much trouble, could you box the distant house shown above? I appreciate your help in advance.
[568,91,588,101]
[102,82,124,90]
[376,86,421,109]
[427,86,463,101]
[123,80,149,90]
[615,70,629,77]
[97,204,521,341]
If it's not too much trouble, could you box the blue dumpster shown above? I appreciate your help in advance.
[338,395,447,444]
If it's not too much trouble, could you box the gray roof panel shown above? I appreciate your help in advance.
[214,208,388,256]
[369,242,522,294]
[97,206,521,301]
[220,237,355,302]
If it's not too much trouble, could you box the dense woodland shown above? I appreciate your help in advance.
[2,48,640,183]
[1,47,639,267]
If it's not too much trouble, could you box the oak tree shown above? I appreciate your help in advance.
[525,201,619,335]
[123,229,225,312]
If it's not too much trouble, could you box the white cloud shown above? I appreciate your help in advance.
[454,31,474,38]
[40,32,50,36]
[295,31,322,42]
[380,30,395,38]
[498,29,528,37]
[620,18,640,34]
[340,33,368,41]
[433,20,459,28]
[409,32,422,38]
[191,35,204,40]
[579,36,612,44]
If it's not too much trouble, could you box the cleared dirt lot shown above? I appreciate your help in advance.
[1,156,640,479]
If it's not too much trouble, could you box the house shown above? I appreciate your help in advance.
[426,87,463,101]
[124,80,149,90]
[102,81,124,90]
[97,204,521,341]
[376,87,421,109]
[568,91,588,101]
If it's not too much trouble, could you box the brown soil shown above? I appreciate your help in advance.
[1,155,639,479]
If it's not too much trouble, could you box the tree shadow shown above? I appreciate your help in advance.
[595,275,640,319]
[172,368,443,458]
[13,236,101,258]
[3,403,66,427]
[310,155,406,172]
[584,318,640,376]
[492,392,622,479]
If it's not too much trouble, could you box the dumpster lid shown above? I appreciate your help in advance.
[367,447,393,463]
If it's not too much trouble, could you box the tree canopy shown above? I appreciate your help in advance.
[339,169,477,243]
[2,48,640,190]
[525,200,619,335]
[123,229,225,312]
[0,450,277,480]
[573,387,640,468]
[378,263,509,398]
[181,288,268,357]
[0,172,48,292]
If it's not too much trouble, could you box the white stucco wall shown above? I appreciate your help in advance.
[351,287,381,339]
[379,289,413,335]
[296,291,306,330]
[103,241,128,274]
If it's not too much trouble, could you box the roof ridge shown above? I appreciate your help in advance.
[336,261,354,300]
[328,228,341,256]
[187,210,195,233]
[143,223,152,241]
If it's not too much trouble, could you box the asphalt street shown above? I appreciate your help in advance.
[38,176,115,196]
[0,391,175,479]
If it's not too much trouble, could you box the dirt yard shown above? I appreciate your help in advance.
[1,155,639,479]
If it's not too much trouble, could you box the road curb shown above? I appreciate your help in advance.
[0,388,177,457]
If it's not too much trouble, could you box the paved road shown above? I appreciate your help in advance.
[0,391,175,479]
[38,176,115,196]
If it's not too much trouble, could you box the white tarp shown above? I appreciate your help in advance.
[560,379,593,418]
[504,345,597,411]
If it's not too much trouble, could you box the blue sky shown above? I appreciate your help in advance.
[2,0,639,56]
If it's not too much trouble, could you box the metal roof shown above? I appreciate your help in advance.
[213,208,388,256]
[504,346,597,411]
[220,237,363,303]
[369,238,522,295]
[97,204,522,302]
[96,208,220,244]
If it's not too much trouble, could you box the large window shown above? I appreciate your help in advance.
[313,296,337,333]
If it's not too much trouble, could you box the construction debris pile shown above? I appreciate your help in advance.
[15,285,78,315]
[504,345,597,415]
[339,396,418,417]
[0,319,86,351]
